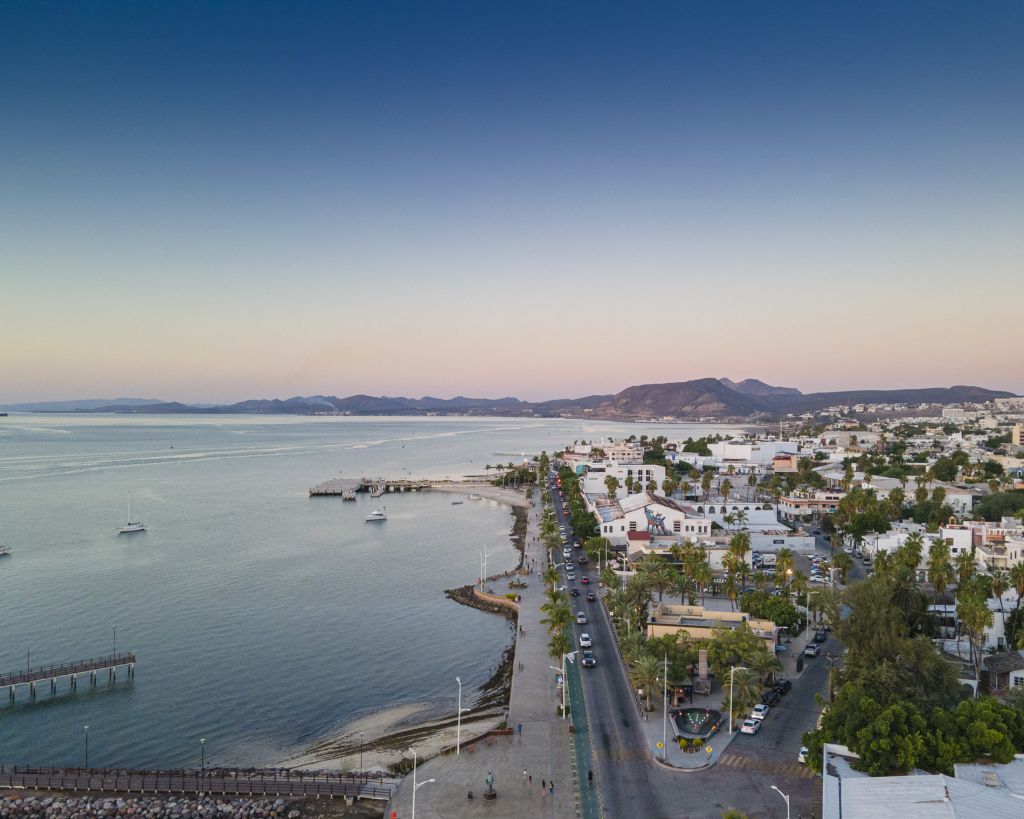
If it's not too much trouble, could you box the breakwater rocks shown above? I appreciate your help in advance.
[443,585,517,620]
[0,796,302,819]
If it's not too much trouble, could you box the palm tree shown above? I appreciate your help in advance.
[1009,563,1024,609]
[747,473,757,500]
[621,631,650,664]
[549,627,573,660]
[954,549,976,583]
[749,647,783,687]
[649,565,675,602]
[735,509,749,529]
[990,569,1009,649]
[722,667,761,719]
[543,588,567,609]
[625,573,654,625]
[720,479,732,502]
[790,569,809,598]
[723,576,740,611]
[776,548,795,577]
[899,532,925,573]
[831,553,853,584]
[601,565,620,591]
[540,603,572,635]
[752,571,770,592]
[605,475,619,499]
[890,566,920,619]
[630,654,663,710]
[701,471,713,500]
[607,589,630,623]
[542,565,560,591]
[721,809,749,819]
[681,481,692,499]
[695,562,714,605]
[722,513,736,532]
[670,572,695,605]
[662,478,675,497]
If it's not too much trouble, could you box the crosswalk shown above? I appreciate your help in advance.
[596,748,651,762]
[718,754,816,779]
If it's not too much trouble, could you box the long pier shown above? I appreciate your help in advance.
[309,477,439,497]
[0,766,392,801]
[2,653,135,699]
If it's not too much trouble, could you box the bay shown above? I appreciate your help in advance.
[0,415,742,769]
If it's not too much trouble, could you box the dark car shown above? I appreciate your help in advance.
[774,678,792,695]
[813,528,821,534]
[586,592,596,602]
[581,650,596,668]
[814,629,827,643]
[761,689,781,706]
[578,556,588,564]
[581,576,590,585]
[570,587,580,596]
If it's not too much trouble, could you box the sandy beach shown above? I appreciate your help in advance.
[428,484,529,508]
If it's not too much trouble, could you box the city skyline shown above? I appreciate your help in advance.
[2,1,1023,404]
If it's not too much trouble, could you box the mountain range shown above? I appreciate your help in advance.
[3,380,1016,419]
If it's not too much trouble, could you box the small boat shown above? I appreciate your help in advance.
[0,546,10,557]
[451,500,464,505]
[467,494,482,500]
[365,507,387,522]
[118,492,146,534]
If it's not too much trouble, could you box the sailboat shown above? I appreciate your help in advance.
[118,493,146,533]
[365,506,387,522]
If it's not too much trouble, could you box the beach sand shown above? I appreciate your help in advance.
[429,484,529,508]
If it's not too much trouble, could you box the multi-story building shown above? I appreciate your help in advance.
[581,461,667,496]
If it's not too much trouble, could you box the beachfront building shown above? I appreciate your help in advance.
[646,603,778,649]
[621,531,752,571]
[581,461,667,496]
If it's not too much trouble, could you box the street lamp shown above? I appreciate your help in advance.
[728,666,748,735]
[84,726,89,769]
[771,785,790,819]
[455,677,470,754]
[409,747,434,819]
[359,732,363,776]
[200,739,206,793]
[549,658,566,719]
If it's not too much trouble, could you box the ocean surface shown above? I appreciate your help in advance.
[0,415,744,769]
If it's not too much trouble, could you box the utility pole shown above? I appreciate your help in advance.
[662,654,668,762]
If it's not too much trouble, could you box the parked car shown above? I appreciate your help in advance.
[581,576,590,585]
[798,747,808,764]
[774,678,792,695]
[804,644,820,657]
[814,629,827,643]
[586,592,596,602]
[751,704,770,720]
[761,689,781,706]
[579,633,592,647]
[570,587,580,596]
[576,611,587,624]
[581,650,596,668]
[740,719,761,735]
[813,528,821,534]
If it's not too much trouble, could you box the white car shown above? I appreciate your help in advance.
[751,704,769,720]
[567,573,575,580]
[579,633,592,647]
[798,746,808,764]
[576,612,587,625]
[740,719,761,735]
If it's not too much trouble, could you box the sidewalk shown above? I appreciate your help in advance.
[386,496,576,819]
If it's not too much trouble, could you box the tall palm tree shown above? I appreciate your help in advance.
[722,513,736,532]
[752,571,770,592]
[670,572,695,605]
[723,576,740,611]
[720,479,732,502]
[549,627,573,660]
[701,471,713,500]
[607,589,630,623]
[990,569,1009,649]
[1009,563,1024,609]
[831,553,853,584]
[890,566,920,619]
[954,549,976,583]
[735,509,749,529]
[605,475,619,499]
[899,532,925,572]
[776,548,795,577]
[540,603,572,635]
[749,647,783,687]
[789,569,809,598]
[695,563,714,605]
[620,631,650,665]
[722,667,761,718]
[601,565,620,591]
[625,573,654,625]
[630,654,663,710]
[543,588,567,609]
[543,565,560,591]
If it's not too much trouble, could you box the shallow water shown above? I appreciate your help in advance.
[0,415,740,769]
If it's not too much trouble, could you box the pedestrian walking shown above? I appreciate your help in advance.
[523,767,527,780]
[588,770,593,788]
[541,779,546,795]
[549,781,554,796]
[528,775,532,789]
[518,723,522,737]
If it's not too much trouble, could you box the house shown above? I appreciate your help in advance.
[983,650,1024,693]
[771,454,800,473]
[646,602,777,649]
[588,492,709,543]
[779,489,845,520]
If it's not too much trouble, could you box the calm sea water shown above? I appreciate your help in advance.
[0,415,741,769]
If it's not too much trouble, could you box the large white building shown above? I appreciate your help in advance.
[587,492,710,542]
[581,461,667,496]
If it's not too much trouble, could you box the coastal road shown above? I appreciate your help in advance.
[549,477,828,818]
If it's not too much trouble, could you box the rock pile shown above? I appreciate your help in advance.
[0,796,303,819]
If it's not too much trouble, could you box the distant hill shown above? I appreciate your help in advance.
[0,398,163,412]
[595,378,769,419]
[759,385,1018,414]
[719,378,801,397]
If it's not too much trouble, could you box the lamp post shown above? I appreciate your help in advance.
[662,654,668,762]
[409,747,434,819]
[771,785,790,819]
[455,677,471,754]
[84,726,89,769]
[113,626,116,658]
[200,739,205,793]
[728,666,747,734]
[359,732,363,776]
[549,657,566,718]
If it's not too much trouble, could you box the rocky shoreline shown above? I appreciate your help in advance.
[0,796,304,819]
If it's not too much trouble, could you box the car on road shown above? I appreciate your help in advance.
[798,747,808,764]
[567,572,575,580]
[814,629,827,643]
[570,587,580,596]
[586,592,596,602]
[751,704,770,720]
[774,678,792,695]
[804,644,820,657]
[581,650,596,667]
[740,719,761,735]
[581,576,590,584]
[761,689,781,706]
[576,611,587,624]
[578,556,588,564]
[813,528,821,534]
[579,633,592,647]
[565,563,574,571]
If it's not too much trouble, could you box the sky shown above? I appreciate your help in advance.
[2,1,1022,404]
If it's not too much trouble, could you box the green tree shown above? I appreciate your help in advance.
[722,667,762,719]
[549,627,573,660]
[854,701,927,776]
[630,654,663,710]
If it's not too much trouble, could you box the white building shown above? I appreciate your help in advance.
[581,461,667,496]
[588,492,710,543]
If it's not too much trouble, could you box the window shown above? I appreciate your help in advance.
[1014,676,1024,688]
[673,521,681,532]
[629,521,637,531]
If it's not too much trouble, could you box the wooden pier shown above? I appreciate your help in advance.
[0,766,392,801]
[309,476,435,497]
[2,652,135,700]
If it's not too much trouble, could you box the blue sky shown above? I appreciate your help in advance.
[2,2,1022,403]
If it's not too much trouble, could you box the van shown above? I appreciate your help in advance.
[761,554,777,568]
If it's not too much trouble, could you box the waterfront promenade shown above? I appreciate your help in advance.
[387,493,578,819]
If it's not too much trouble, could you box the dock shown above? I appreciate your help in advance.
[309,476,434,497]
[2,652,135,699]
[0,766,392,801]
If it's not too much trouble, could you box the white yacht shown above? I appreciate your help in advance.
[467,494,482,500]
[118,493,146,533]
[365,507,387,522]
